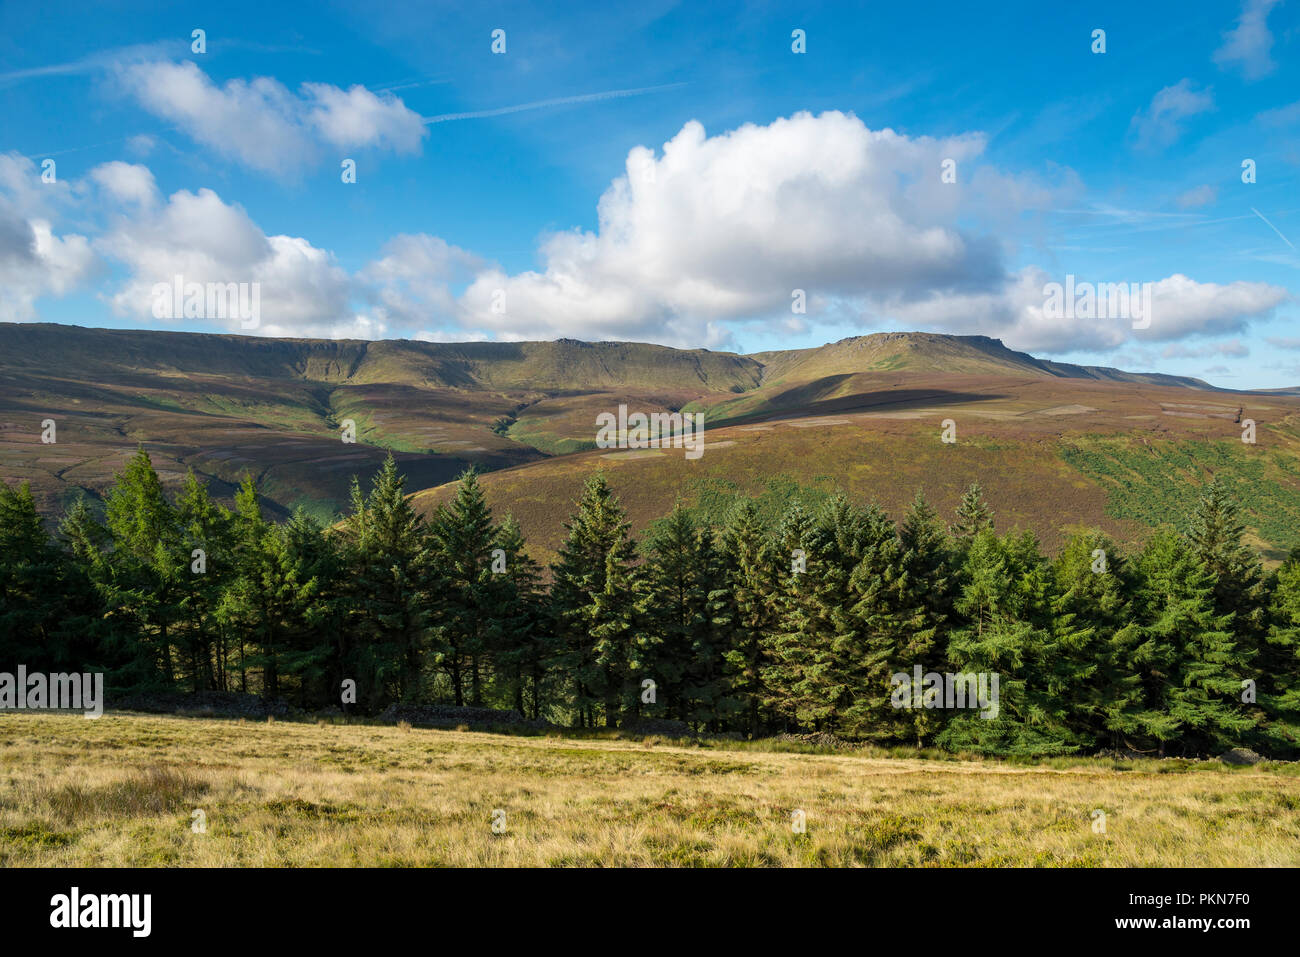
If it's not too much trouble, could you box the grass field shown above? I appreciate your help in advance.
[2,713,1298,867]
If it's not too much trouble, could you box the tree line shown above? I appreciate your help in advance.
[2,448,1298,757]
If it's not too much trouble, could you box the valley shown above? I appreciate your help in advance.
[3,322,1298,561]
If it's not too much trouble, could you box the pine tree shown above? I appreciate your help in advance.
[268,509,341,708]
[641,506,727,729]
[950,483,994,540]
[0,481,80,670]
[761,500,817,729]
[717,500,778,738]
[1186,478,1265,666]
[939,530,1081,756]
[1131,528,1255,755]
[836,502,913,741]
[1050,530,1145,750]
[103,448,186,687]
[548,472,639,727]
[893,491,955,745]
[429,468,497,706]
[337,455,434,707]
[175,470,232,691]
[590,543,645,728]
[219,473,271,695]
[490,514,544,718]
[58,497,133,688]
[764,496,871,733]
[1261,550,1300,755]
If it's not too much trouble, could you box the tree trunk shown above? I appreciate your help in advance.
[451,654,464,707]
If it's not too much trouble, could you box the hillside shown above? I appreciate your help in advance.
[0,324,759,520]
[3,322,1296,553]
[413,372,1300,563]
[750,332,1215,389]
[0,324,761,391]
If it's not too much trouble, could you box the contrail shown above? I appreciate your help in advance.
[0,41,183,85]
[423,82,686,125]
[1250,207,1296,251]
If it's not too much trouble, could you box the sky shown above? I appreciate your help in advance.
[1,0,1298,386]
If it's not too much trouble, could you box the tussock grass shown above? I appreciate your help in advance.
[1,712,1297,867]
[37,765,209,823]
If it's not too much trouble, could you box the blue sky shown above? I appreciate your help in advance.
[1,0,1298,385]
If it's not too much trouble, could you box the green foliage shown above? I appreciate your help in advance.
[4,455,1297,759]
[1060,437,1300,556]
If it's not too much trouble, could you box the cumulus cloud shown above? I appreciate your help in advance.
[1214,0,1283,80]
[454,111,1061,346]
[0,208,98,322]
[439,112,1282,355]
[1130,80,1214,150]
[6,112,1287,359]
[881,269,1288,353]
[0,154,98,321]
[113,61,426,176]
[359,233,485,330]
[304,82,427,152]
[93,177,374,338]
[90,161,158,207]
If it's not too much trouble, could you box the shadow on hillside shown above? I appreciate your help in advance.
[706,384,1010,430]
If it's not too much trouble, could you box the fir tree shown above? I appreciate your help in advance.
[429,468,497,706]
[1186,478,1265,651]
[337,455,434,706]
[103,448,186,686]
[641,506,729,729]
[1049,530,1145,750]
[548,472,639,728]
[490,514,544,718]
[717,500,778,738]
[1132,528,1255,756]
[950,482,994,540]
[1261,550,1300,755]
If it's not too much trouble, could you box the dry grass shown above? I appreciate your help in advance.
[1,712,1297,867]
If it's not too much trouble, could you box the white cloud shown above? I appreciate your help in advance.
[304,82,427,152]
[90,161,157,207]
[454,111,1058,346]
[0,151,74,219]
[881,269,1287,353]
[0,154,98,321]
[1130,80,1214,150]
[0,211,98,322]
[441,112,1283,355]
[359,233,485,330]
[1214,0,1283,80]
[113,61,425,176]
[94,181,375,338]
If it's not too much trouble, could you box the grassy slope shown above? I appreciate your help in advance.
[5,324,1294,543]
[0,326,758,521]
[2,712,1296,867]
[413,375,1300,564]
